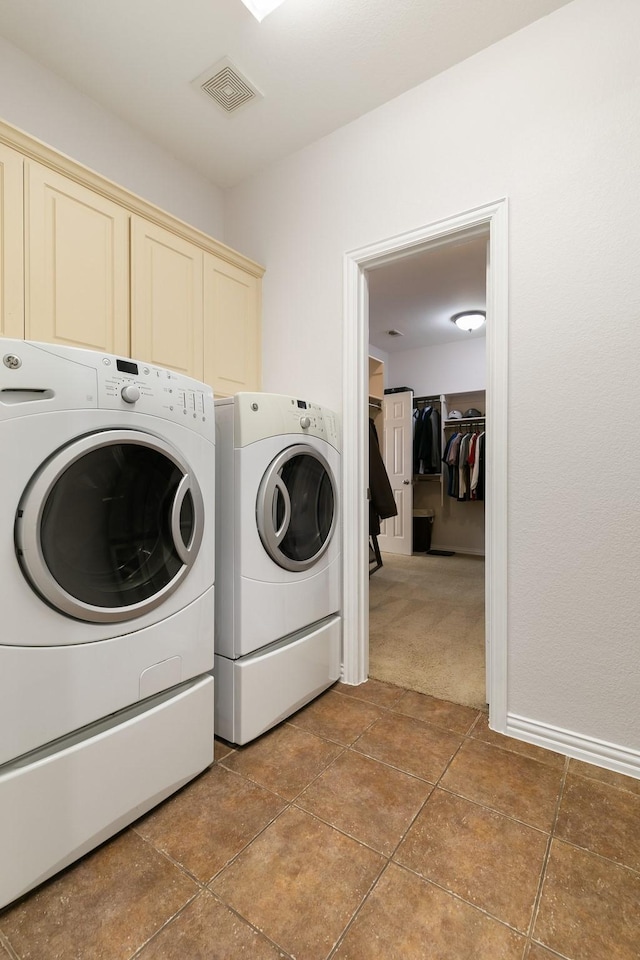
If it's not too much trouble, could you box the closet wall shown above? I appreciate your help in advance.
[392,338,485,397]
[389,340,486,555]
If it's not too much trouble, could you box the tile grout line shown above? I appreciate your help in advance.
[324,857,390,960]
[201,892,298,960]
[214,735,386,960]
[433,782,554,834]
[388,862,534,938]
[131,762,301,957]
[132,823,212,888]
[212,694,446,960]
[542,834,640,878]
[141,700,639,960]
[149,687,618,960]
[147,701,630,960]
[127,888,203,960]
[526,754,570,949]
[322,727,475,958]
[229,746,390,960]
[5,678,635,960]
[368,698,570,951]
[379,722,563,945]
[0,929,20,960]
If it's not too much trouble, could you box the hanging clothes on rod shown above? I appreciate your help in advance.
[442,427,486,501]
[413,398,441,475]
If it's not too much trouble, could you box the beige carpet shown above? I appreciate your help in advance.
[368,551,486,709]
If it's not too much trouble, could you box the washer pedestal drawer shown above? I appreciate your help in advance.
[0,675,214,910]
[214,613,341,745]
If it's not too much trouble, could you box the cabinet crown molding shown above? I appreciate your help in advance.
[0,116,264,279]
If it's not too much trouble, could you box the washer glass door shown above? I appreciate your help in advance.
[16,429,204,623]
[257,444,337,572]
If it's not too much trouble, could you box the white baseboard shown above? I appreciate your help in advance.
[429,543,485,557]
[505,713,640,781]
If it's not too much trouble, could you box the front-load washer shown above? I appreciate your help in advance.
[0,340,215,908]
[214,392,341,744]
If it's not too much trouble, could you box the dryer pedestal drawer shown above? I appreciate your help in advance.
[0,675,214,910]
[214,614,341,745]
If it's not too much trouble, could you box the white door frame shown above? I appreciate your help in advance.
[341,198,509,731]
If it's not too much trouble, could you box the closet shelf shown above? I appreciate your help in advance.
[444,417,485,426]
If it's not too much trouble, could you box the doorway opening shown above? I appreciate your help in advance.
[367,231,488,709]
[341,199,508,732]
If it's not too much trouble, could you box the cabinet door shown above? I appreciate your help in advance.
[203,253,261,396]
[131,217,204,380]
[25,161,129,354]
[0,143,24,339]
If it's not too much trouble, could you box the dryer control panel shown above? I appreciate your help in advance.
[231,392,341,450]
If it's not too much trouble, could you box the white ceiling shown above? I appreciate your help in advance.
[0,0,572,189]
[368,233,488,353]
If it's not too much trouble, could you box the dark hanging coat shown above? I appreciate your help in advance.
[369,419,397,535]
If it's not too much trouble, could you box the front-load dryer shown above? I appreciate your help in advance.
[0,340,215,908]
[214,392,342,744]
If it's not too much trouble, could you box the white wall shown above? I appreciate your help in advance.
[0,36,224,238]
[388,338,485,396]
[225,0,640,758]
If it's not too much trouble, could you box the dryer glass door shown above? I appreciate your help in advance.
[257,444,337,572]
[16,429,205,623]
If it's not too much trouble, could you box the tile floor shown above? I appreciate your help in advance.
[1,679,639,960]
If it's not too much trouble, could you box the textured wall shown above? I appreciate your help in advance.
[0,36,224,238]
[224,0,640,753]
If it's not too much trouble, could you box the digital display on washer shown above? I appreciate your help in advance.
[297,400,307,409]
[116,359,139,375]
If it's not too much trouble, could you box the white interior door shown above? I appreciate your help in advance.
[376,390,413,555]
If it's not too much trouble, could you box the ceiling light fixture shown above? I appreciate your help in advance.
[451,311,486,332]
[239,0,287,22]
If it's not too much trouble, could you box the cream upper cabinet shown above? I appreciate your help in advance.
[204,253,261,396]
[0,144,24,339]
[130,216,204,381]
[25,161,130,354]
[0,119,263,384]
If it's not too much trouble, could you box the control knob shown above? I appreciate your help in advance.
[299,416,311,429]
[121,384,140,404]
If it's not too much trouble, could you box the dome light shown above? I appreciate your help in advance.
[451,311,486,332]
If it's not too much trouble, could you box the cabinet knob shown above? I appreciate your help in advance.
[403,479,411,485]
[121,384,140,404]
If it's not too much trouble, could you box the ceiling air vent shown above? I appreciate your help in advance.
[192,58,262,115]
[386,329,404,338]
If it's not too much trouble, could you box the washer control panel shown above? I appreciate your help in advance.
[0,340,213,436]
[99,355,211,429]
